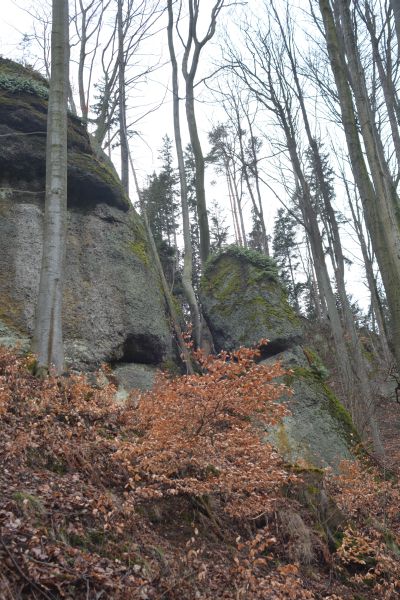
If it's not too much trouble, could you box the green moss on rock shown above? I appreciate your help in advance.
[287,364,359,446]
[200,249,302,351]
[128,215,150,265]
[204,245,279,281]
[0,57,48,87]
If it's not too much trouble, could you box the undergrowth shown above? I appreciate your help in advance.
[0,345,399,599]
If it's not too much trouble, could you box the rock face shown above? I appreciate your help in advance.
[0,58,173,372]
[200,248,355,469]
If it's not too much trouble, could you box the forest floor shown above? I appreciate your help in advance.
[374,379,400,475]
[0,346,399,599]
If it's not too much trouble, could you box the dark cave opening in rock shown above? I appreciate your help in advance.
[113,333,164,366]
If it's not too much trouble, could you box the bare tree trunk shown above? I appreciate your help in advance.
[117,0,129,194]
[167,0,201,348]
[184,81,210,264]
[304,240,325,321]
[361,3,400,172]
[228,162,247,246]
[180,1,225,265]
[390,0,400,50]
[245,121,270,256]
[225,166,242,245]
[33,0,69,376]
[319,0,400,377]
[345,178,393,364]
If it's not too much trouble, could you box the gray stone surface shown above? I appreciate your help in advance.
[262,348,355,469]
[0,61,173,369]
[0,320,30,353]
[113,363,159,402]
[200,252,302,354]
[201,250,355,469]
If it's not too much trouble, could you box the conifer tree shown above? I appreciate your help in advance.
[273,208,303,311]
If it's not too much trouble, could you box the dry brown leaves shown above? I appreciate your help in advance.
[0,346,399,599]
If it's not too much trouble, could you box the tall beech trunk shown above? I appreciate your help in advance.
[319,0,400,376]
[390,0,400,51]
[117,0,129,194]
[167,0,201,348]
[180,0,224,266]
[345,180,393,365]
[184,81,210,264]
[362,4,400,171]
[33,0,69,376]
[275,7,383,453]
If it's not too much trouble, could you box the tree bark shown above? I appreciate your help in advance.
[180,1,225,265]
[167,0,202,348]
[184,80,210,264]
[117,0,129,194]
[319,0,400,376]
[390,0,400,50]
[33,0,69,376]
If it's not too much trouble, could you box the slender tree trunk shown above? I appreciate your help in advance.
[362,5,400,171]
[78,1,88,121]
[390,0,400,51]
[226,166,242,245]
[228,162,247,246]
[117,0,129,194]
[304,239,325,320]
[245,115,270,255]
[185,81,210,264]
[167,0,201,348]
[345,181,393,364]
[33,0,69,376]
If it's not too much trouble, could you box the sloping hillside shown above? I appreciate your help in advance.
[1,347,399,600]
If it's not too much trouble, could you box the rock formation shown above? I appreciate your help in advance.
[200,247,356,468]
[0,58,173,374]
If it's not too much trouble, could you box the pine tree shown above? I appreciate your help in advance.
[209,199,229,251]
[184,143,201,290]
[142,136,180,286]
[273,208,303,311]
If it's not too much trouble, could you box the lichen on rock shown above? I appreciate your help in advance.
[0,58,174,372]
[200,247,355,469]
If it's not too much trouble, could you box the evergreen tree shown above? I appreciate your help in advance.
[142,135,180,286]
[184,144,201,289]
[273,208,303,311]
[209,199,229,251]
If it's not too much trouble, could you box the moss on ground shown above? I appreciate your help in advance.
[12,491,45,519]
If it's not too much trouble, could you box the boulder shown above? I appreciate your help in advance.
[200,247,302,355]
[0,58,173,372]
[201,248,356,469]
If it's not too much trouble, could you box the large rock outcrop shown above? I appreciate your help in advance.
[200,248,356,469]
[0,58,173,371]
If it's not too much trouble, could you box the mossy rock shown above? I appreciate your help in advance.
[0,60,175,370]
[263,346,356,470]
[200,249,302,353]
[0,59,128,211]
[0,57,48,87]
